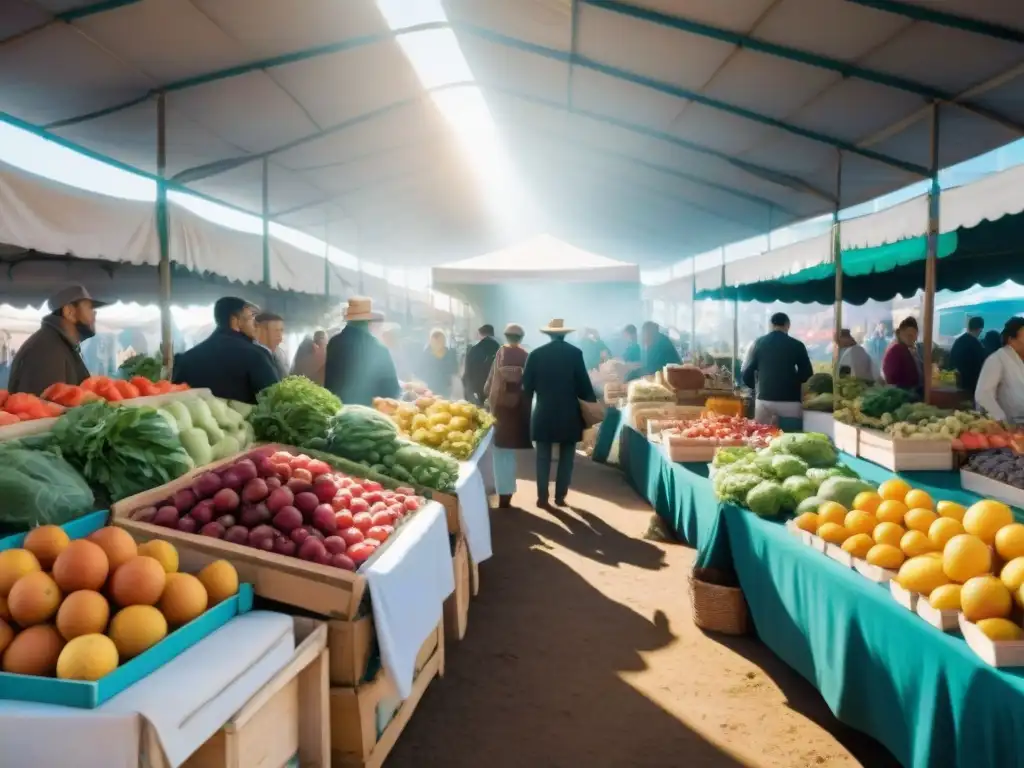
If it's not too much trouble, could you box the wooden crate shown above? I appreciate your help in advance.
[329,615,376,687]
[857,429,952,471]
[148,616,330,768]
[833,421,859,454]
[662,438,717,463]
[960,470,1024,510]
[444,535,470,642]
[800,410,834,439]
[330,622,445,768]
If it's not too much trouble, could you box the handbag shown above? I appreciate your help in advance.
[489,347,524,408]
[579,398,605,428]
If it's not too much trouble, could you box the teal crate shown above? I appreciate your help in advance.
[0,583,254,708]
[0,510,110,551]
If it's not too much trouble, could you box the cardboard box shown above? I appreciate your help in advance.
[444,536,470,641]
[328,615,376,686]
[330,622,444,768]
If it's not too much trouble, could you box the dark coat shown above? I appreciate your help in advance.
[623,341,642,364]
[9,316,91,395]
[485,344,531,449]
[626,332,681,381]
[324,323,400,406]
[949,332,987,394]
[462,336,499,405]
[522,336,597,445]
[415,346,459,398]
[173,328,280,404]
[741,330,813,402]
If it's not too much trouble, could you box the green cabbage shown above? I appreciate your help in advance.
[713,446,755,467]
[745,480,788,518]
[817,477,876,509]
[0,446,95,535]
[782,475,816,505]
[771,433,838,467]
[771,454,809,479]
[713,470,765,504]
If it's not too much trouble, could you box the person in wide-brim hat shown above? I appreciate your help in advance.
[540,318,574,335]
[324,296,400,406]
[344,296,383,322]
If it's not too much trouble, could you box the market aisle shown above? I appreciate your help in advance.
[389,455,899,768]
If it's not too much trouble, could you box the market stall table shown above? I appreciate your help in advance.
[454,428,494,565]
[592,404,623,464]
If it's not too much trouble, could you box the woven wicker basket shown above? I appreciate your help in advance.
[689,567,749,636]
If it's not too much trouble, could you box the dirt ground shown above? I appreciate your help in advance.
[389,456,900,768]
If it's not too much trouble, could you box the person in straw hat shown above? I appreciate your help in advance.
[324,297,400,406]
[522,319,597,507]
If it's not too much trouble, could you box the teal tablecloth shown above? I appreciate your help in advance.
[621,423,1024,767]
[592,405,623,464]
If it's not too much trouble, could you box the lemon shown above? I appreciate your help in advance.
[936,501,966,522]
[853,492,882,514]
[878,478,911,502]
[898,556,950,595]
[928,517,964,550]
[929,583,962,610]
[904,489,934,511]
[876,500,909,525]
[963,500,1014,545]
[976,618,1023,642]
[793,512,819,534]
[995,523,1024,561]
[1001,558,1024,604]
[961,576,1013,621]
[873,522,905,548]
[816,502,847,528]
[866,544,904,570]
[842,533,874,559]
[844,510,877,537]
[904,507,938,533]
[942,534,992,583]
[817,522,849,545]
[900,530,935,558]
[57,634,119,681]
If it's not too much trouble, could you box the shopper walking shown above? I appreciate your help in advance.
[742,312,814,426]
[522,319,597,507]
[485,324,531,508]
[463,324,500,406]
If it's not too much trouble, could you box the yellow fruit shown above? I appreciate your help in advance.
[2,624,64,676]
[0,595,8,622]
[0,549,41,597]
[904,508,938,534]
[137,540,179,574]
[197,560,239,606]
[23,526,70,570]
[842,533,874,559]
[1001,558,1024,604]
[904,489,934,511]
[876,500,909,525]
[878,478,911,502]
[937,501,966,522]
[8,571,62,627]
[867,544,905,569]
[844,510,878,536]
[816,502,847,527]
[963,500,1014,545]
[975,618,1023,642]
[0,618,12,655]
[873,522,905,547]
[56,634,118,681]
[898,556,950,595]
[943,534,993,583]
[108,605,168,660]
[900,530,935,558]
[794,512,819,534]
[853,492,882,514]
[961,576,1013,621]
[817,522,849,545]
[929,583,962,610]
[159,573,208,627]
[928,517,964,550]
[995,523,1024,561]
[57,590,111,640]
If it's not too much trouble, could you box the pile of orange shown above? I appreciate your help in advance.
[0,525,238,681]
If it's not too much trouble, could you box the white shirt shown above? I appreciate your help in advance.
[975,345,1024,423]
[839,343,874,381]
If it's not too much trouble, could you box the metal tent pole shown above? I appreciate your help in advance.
[690,257,696,361]
[922,105,941,402]
[832,152,844,378]
[323,216,330,301]
[261,158,270,297]
[156,93,172,375]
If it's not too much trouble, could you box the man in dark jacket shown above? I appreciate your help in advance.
[742,312,814,426]
[173,297,280,404]
[324,297,400,406]
[522,319,597,507]
[627,321,681,380]
[9,285,105,395]
[949,316,987,395]
[462,324,500,405]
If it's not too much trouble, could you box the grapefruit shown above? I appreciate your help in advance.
[873,522,905,548]
[56,590,110,640]
[904,489,934,511]
[2,624,64,676]
[866,544,904,570]
[52,540,109,593]
[109,556,166,607]
[844,510,877,536]
[937,500,966,522]
[816,502,847,527]
[109,605,168,659]
[57,634,118,681]
[995,523,1024,561]
[905,507,938,533]
[23,526,70,570]
[817,522,849,545]
[943,534,992,583]
[794,512,819,533]
[900,530,934,558]
[87,527,138,572]
[961,575,1013,621]
[7,572,61,627]
[137,540,178,574]
[963,500,1014,545]
[853,492,882,514]
[197,561,239,605]
[1001,558,1024,604]
[976,618,1023,641]
[878,478,911,502]
[0,549,41,597]
[159,573,208,626]
[929,583,962,610]
[897,556,950,595]
[928,517,964,550]
[876,500,909,525]
[842,533,874,559]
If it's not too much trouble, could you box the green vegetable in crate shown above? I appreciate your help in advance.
[0,445,95,536]
[52,400,194,501]
[163,401,193,431]
[806,372,833,395]
[858,386,914,419]
[118,353,162,382]
[250,376,341,447]
[803,393,834,412]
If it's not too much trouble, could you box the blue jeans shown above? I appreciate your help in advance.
[535,442,576,502]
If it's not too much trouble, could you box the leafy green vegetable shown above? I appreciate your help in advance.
[859,386,914,418]
[52,401,194,501]
[770,433,838,467]
[806,372,833,395]
[0,445,95,535]
[712,446,755,467]
[771,454,809,479]
[782,475,816,505]
[250,376,342,446]
[745,480,788,517]
[713,470,765,504]
[817,477,876,509]
[118,353,162,382]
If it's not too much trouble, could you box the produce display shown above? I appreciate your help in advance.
[933,369,958,387]
[43,376,186,406]
[626,379,674,403]
[129,448,424,570]
[0,524,239,680]
[965,449,1024,488]
[157,394,255,465]
[662,415,779,448]
[118,354,163,382]
[0,443,95,535]
[0,392,62,425]
[312,405,459,493]
[399,380,432,402]
[802,372,834,412]
[373,396,494,460]
[713,433,865,517]
[249,376,341,448]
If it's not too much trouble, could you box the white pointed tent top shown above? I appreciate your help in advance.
[431,235,640,284]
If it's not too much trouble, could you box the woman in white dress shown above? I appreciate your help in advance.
[975,317,1024,424]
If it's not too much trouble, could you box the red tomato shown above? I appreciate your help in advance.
[346,542,374,563]
[272,451,294,464]
[396,486,415,496]
[371,511,392,527]
[335,511,354,529]
[331,495,351,512]
[393,494,406,504]
[348,484,365,497]
[363,491,383,504]
[362,538,380,549]
[352,512,373,532]
[369,501,389,514]
[379,524,394,537]
[366,526,389,543]
[349,498,369,514]
[307,459,332,476]
[340,527,364,546]
[273,462,292,480]
[403,498,420,512]
[292,468,313,483]
[338,477,353,489]
[290,454,311,469]
[364,481,383,492]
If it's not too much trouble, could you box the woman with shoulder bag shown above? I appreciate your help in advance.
[485,324,531,508]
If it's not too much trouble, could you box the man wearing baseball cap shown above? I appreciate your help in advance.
[9,285,106,395]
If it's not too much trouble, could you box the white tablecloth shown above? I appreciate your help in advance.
[0,611,295,768]
[365,500,453,700]
[454,428,494,564]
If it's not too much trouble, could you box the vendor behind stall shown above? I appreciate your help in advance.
[626,321,681,381]
[975,317,1024,423]
[9,285,106,395]
[949,316,987,395]
[324,297,400,406]
[172,297,280,404]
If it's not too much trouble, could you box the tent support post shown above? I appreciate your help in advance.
[323,215,330,301]
[690,258,697,362]
[923,105,941,403]
[261,158,270,295]
[156,93,172,376]
[832,152,844,377]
